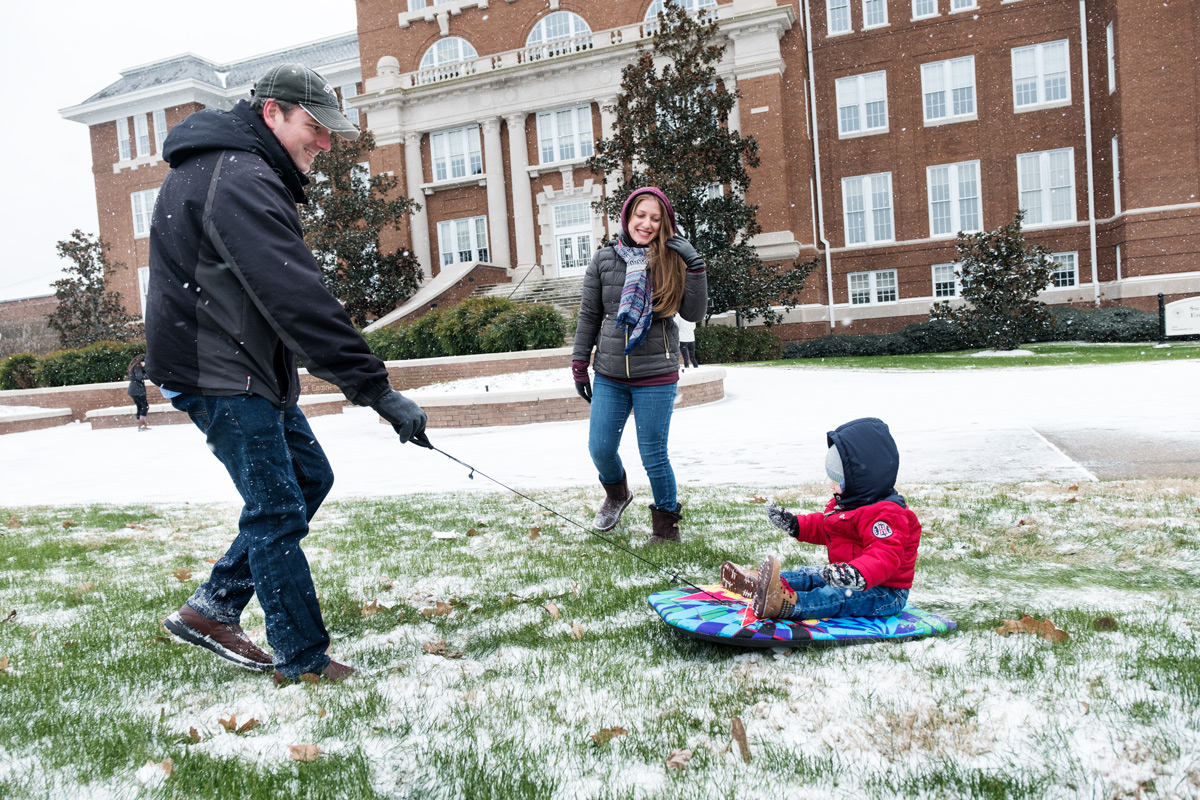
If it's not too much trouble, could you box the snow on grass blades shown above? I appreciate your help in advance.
[648,585,956,648]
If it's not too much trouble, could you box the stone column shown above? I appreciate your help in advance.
[404,131,433,280]
[597,96,620,238]
[481,117,511,269]
[504,112,538,272]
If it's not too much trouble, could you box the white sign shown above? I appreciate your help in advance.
[1165,296,1200,336]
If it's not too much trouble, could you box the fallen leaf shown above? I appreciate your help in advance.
[0,656,9,671]
[219,715,259,734]
[572,582,579,598]
[76,582,96,594]
[173,568,193,582]
[528,527,541,540]
[289,744,323,762]
[205,557,219,564]
[62,520,75,529]
[318,708,326,719]
[543,601,560,621]
[237,718,258,734]
[361,599,388,618]
[750,496,767,504]
[159,757,174,776]
[1068,483,1079,492]
[125,522,148,530]
[6,516,20,528]
[1065,497,1079,503]
[2,610,15,624]
[995,614,1069,644]
[188,727,201,743]
[665,748,692,770]
[1092,616,1119,632]
[731,716,751,763]
[1017,519,1026,526]
[466,528,481,537]
[591,726,628,745]
[422,638,463,658]
[421,601,455,618]
[219,715,237,732]
[571,622,584,640]
[1080,701,1090,715]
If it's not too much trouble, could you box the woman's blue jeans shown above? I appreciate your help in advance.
[171,394,335,677]
[779,566,909,620]
[588,373,677,510]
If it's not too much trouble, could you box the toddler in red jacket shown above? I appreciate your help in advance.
[721,417,921,620]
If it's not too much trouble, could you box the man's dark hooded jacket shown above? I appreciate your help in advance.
[145,100,390,408]
[791,418,922,589]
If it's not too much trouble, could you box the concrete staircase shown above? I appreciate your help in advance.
[473,274,585,318]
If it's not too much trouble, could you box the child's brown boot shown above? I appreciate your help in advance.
[720,561,758,598]
[751,556,797,619]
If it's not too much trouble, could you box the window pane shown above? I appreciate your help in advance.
[957,163,979,230]
[844,178,865,244]
[875,270,897,302]
[929,167,951,235]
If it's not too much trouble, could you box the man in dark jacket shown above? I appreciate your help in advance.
[148,63,426,684]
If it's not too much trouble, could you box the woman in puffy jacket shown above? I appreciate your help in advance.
[571,187,708,543]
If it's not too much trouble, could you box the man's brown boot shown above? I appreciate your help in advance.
[751,556,798,619]
[164,604,273,672]
[592,474,633,531]
[273,659,357,686]
[647,504,682,545]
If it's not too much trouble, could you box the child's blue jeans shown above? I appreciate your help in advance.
[780,566,908,620]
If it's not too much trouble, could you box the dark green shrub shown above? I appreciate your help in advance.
[695,325,781,363]
[0,353,40,390]
[33,341,145,387]
[433,296,515,356]
[1045,306,1159,343]
[783,332,889,359]
[889,320,972,354]
[478,304,567,353]
[782,320,971,359]
[407,312,448,359]
[363,326,409,361]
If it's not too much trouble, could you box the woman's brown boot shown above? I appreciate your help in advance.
[592,474,633,531]
[647,504,682,545]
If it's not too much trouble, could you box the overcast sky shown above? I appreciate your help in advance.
[0,1,359,302]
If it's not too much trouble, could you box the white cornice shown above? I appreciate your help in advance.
[60,80,231,125]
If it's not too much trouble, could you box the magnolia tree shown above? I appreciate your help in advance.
[586,2,813,325]
[930,211,1055,350]
[301,129,423,328]
[47,230,141,348]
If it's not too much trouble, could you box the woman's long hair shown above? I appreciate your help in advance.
[128,354,146,376]
[628,195,686,317]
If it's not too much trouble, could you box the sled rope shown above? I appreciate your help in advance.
[413,434,729,601]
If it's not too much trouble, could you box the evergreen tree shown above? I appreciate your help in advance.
[586,2,814,326]
[301,129,423,328]
[47,230,141,348]
[929,211,1055,350]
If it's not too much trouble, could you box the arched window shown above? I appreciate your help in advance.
[417,37,479,84]
[525,12,593,59]
[644,0,717,22]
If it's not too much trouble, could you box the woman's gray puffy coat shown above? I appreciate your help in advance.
[572,245,708,380]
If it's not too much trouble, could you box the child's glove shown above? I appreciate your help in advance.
[765,504,800,538]
[820,562,866,592]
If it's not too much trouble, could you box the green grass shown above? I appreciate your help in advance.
[761,341,1200,370]
[1,480,1198,798]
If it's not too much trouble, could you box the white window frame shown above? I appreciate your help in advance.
[116,118,131,162]
[1111,136,1121,215]
[932,263,960,298]
[841,173,894,246]
[1011,40,1070,111]
[339,83,360,125]
[138,266,150,318]
[949,0,975,11]
[921,56,976,125]
[525,11,592,58]
[926,160,981,238]
[1050,252,1078,288]
[408,0,452,9]
[644,0,717,21]
[912,0,937,19]
[836,71,888,137]
[1106,22,1116,93]
[536,105,594,164]
[863,0,888,29]
[130,188,159,238]
[437,216,490,266]
[1017,148,1075,227]
[133,113,150,158]
[552,201,595,276]
[848,269,898,305]
[418,37,479,84]
[429,125,483,183]
[827,0,852,35]
[152,109,167,154]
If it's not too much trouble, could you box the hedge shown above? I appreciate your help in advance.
[695,325,781,363]
[0,341,146,390]
[365,298,567,361]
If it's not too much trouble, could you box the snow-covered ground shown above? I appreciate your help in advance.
[2,360,1198,506]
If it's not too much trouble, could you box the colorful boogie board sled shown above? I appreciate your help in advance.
[648,585,956,648]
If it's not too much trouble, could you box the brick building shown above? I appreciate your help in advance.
[61,0,1200,339]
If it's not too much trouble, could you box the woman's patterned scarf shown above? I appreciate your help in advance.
[614,241,653,354]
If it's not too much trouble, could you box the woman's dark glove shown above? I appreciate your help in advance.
[571,360,592,403]
[370,389,427,444]
[665,235,705,271]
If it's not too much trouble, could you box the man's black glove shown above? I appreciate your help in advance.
[370,389,427,444]
[820,562,866,592]
[766,504,800,538]
[665,235,705,271]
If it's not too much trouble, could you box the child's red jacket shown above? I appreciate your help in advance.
[794,498,921,589]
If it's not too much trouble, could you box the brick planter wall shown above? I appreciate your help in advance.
[0,408,73,436]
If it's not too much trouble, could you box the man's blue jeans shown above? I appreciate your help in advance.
[779,566,909,620]
[171,394,334,677]
[588,373,678,511]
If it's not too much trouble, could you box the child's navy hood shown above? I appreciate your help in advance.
[828,417,906,510]
[161,100,309,203]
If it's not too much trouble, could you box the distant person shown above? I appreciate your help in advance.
[147,63,427,684]
[126,354,150,431]
[571,187,708,543]
[675,313,698,369]
[721,418,921,621]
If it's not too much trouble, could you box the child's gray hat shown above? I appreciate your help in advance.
[825,444,844,486]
